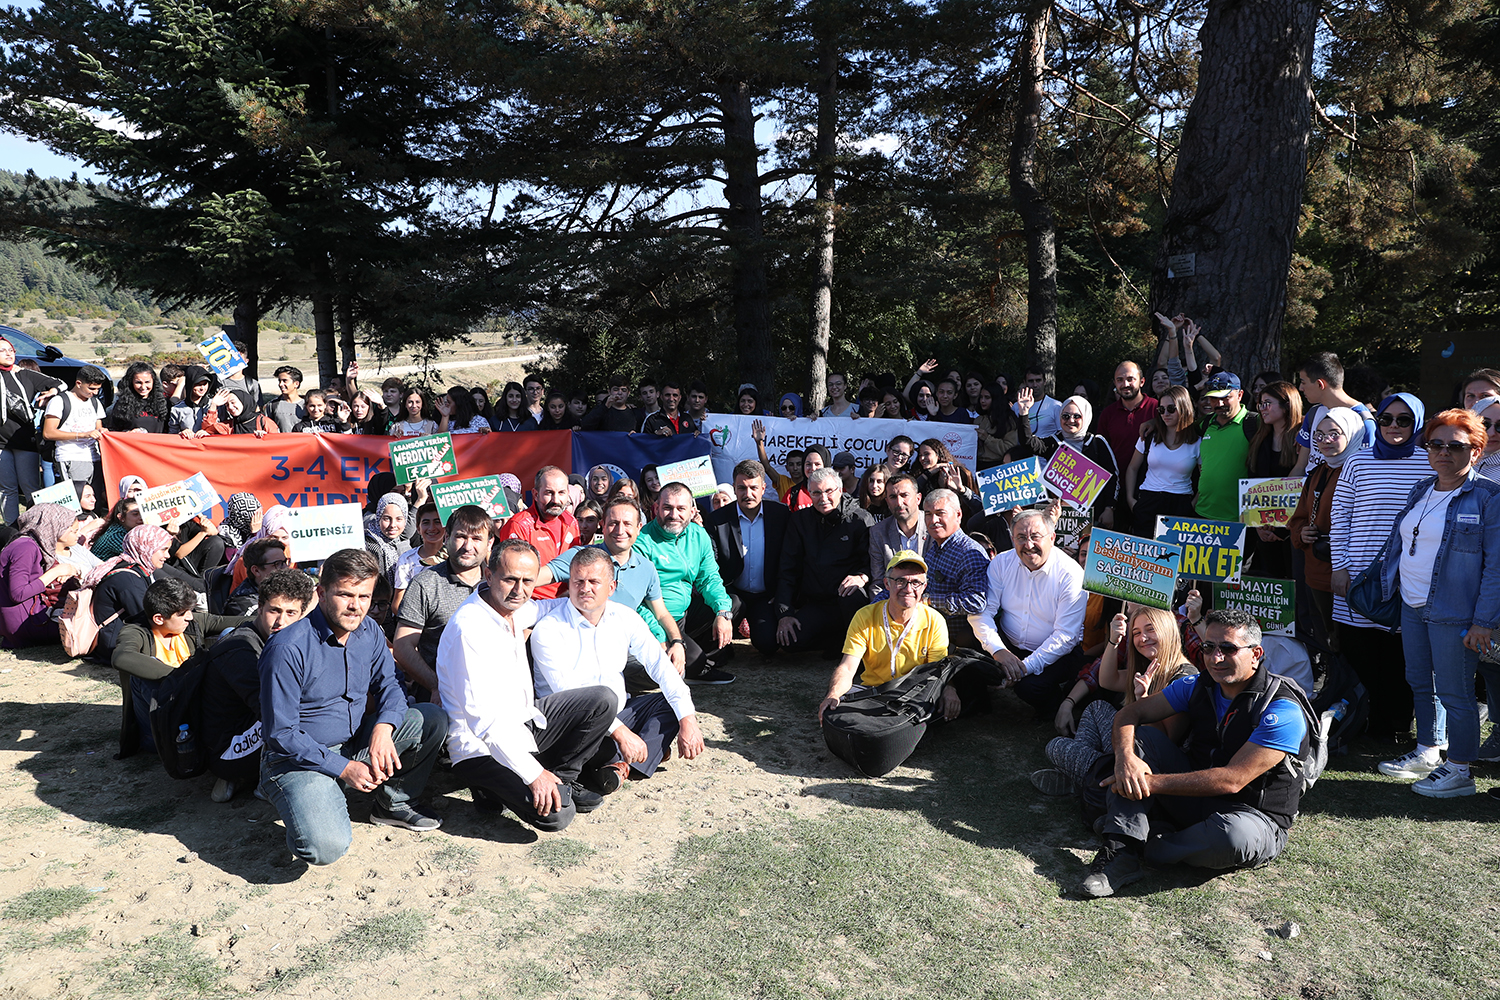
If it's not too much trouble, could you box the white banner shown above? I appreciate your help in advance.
[703,414,977,487]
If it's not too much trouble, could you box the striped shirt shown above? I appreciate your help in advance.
[1328,450,1433,628]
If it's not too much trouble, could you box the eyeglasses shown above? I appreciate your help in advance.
[1160,406,1178,415]
[1376,413,1415,428]
[259,557,289,571]
[1311,430,1346,443]
[1203,641,1256,658]
[1060,413,1083,421]
[1423,440,1474,454]
[888,578,926,591]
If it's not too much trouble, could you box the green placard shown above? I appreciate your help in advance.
[1212,576,1294,637]
[389,432,457,485]
[430,475,511,523]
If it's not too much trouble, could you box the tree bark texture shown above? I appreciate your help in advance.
[806,37,838,412]
[311,260,338,387]
[232,291,261,382]
[720,81,776,399]
[1148,0,1317,379]
[1009,0,1058,393]
[336,293,357,379]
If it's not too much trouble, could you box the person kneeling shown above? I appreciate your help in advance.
[199,568,316,803]
[258,549,449,867]
[436,540,619,832]
[111,578,248,755]
[1081,609,1314,898]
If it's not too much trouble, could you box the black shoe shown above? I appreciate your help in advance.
[1487,786,1500,802]
[580,762,625,796]
[370,802,443,831]
[471,787,506,815]
[686,666,735,686]
[568,782,604,814]
[1079,844,1143,898]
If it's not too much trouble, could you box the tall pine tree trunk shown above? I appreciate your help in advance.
[1149,0,1317,378]
[721,80,776,397]
[312,257,337,387]
[336,293,357,376]
[1010,0,1057,391]
[232,290,260,382]
[806,37,838,413]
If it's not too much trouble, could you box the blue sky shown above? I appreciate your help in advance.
[0,131,101,181]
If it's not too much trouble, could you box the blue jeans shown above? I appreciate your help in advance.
[0,448,40,524]
[1403,603,1480,760]
[259,704,448,866]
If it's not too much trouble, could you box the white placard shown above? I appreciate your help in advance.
[705,414,977,487]
[284,503,365,562]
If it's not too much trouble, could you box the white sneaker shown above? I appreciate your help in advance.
[1378,748,1442,779]
[1412,762,1475,798]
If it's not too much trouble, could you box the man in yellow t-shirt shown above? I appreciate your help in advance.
[818,551,952,722]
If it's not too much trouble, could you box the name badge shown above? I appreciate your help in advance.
[1458,513,1480,525]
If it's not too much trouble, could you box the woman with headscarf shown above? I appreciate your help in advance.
[218,493,263,549]
[776,392,805,420]
[1473,394,1500,480]
[107,361,170,434]
[201,388,277,436]
[1015,393,1120,527]
[83,523,175,658]
[0,335,68,522]
[227,504,294,589]
[1328,393,1429,743]
[1289,406,1367,653]
[364,493,410,581]
[0,504,83,647]
[117,475,147,503]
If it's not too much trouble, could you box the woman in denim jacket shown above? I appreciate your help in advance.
[1373,409,1500,798]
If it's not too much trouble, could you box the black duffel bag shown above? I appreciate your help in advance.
[822,649,998,777]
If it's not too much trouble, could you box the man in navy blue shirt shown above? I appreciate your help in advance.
[1080,608,1310,898]
[259,548,449,867]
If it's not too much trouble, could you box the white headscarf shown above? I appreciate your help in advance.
[1059,395,1093,442]
[1317,406,1367,469]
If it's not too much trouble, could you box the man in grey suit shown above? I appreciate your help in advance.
[868,474,927,599]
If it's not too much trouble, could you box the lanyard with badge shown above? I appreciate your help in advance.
[882,603,920,681]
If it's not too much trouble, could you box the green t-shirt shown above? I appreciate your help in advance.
[1195,408,1254,522]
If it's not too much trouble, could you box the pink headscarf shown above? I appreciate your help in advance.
[16,503,77,570]
[226,503,292,574]
[82,524,172,588]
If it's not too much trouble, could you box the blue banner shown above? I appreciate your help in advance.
[571,432,712,485]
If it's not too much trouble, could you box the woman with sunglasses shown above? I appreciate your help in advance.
[1124,385,1200,538]
[1328,393,1430,743]
[1288,407,1366,652]
[777,392,805,420]
[1244,381,1302,579]
[1472,394,1500,479]
[1371,408,1500,798]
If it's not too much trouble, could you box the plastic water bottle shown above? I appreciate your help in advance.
[1329,699,1349,722]
[175,723,198,771]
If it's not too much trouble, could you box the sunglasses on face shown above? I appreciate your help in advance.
[1376,413,1415,428]
[1160,406,1178,415]
[780,404,796,412]
[1423,440,1473,454]
[1481,418,1498,433]
[1203,641,1256,658]
[1311,430,1345,443]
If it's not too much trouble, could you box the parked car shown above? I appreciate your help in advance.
[0,324,114,406]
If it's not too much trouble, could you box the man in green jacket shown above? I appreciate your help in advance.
[633,483,740,685]
[1195,371,1259,524]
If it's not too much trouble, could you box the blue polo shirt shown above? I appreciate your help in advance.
[259,605,408,779]
[547,543,664,613]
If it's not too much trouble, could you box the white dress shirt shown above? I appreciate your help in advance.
[435,590,543,782]
[529,598,696,732]
[970,549,1087,674]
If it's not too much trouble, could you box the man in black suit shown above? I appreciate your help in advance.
[705,459,789,655]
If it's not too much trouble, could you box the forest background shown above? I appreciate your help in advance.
[0,0,1496,410]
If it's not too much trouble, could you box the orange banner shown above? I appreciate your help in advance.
[100,431,573,514]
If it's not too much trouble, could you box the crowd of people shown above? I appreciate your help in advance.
[0,325,1497,898]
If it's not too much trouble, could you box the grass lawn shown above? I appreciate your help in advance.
[0,642,1496,999]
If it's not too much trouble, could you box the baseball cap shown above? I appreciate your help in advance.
[1202,371,1242,398]
[886,550,928,574]
[832,451,858,469]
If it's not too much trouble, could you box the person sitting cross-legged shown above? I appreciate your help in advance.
[200,568,316,803]
[530,547,705,800]
[918,488,989,648]
[437,539,619,831]
[775,468,876,655]
[1080,609,1312,898]
[258,548,450,867]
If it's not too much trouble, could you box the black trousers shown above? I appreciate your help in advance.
[451,686,616,832]
[1341,622,1413,739]
[680,591,742,675]
[1003,634,1086,718]
[732,586,779,656]
[781,593,868,655]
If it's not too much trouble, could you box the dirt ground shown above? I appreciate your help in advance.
[0,639,877,998]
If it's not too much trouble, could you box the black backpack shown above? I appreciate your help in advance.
[147,646,212,779]
[1310,650,1370,757]
[822,648,999,777]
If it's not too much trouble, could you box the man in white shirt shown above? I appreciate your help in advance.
[970,508,1088,717]
[1014,366,1064,439]
[530,546,705,798]
[41,365,108,502]
[436,538,619,832]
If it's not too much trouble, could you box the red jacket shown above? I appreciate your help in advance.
[498,506,580,599]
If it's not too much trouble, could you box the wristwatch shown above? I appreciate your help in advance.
[667,638,685,647]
